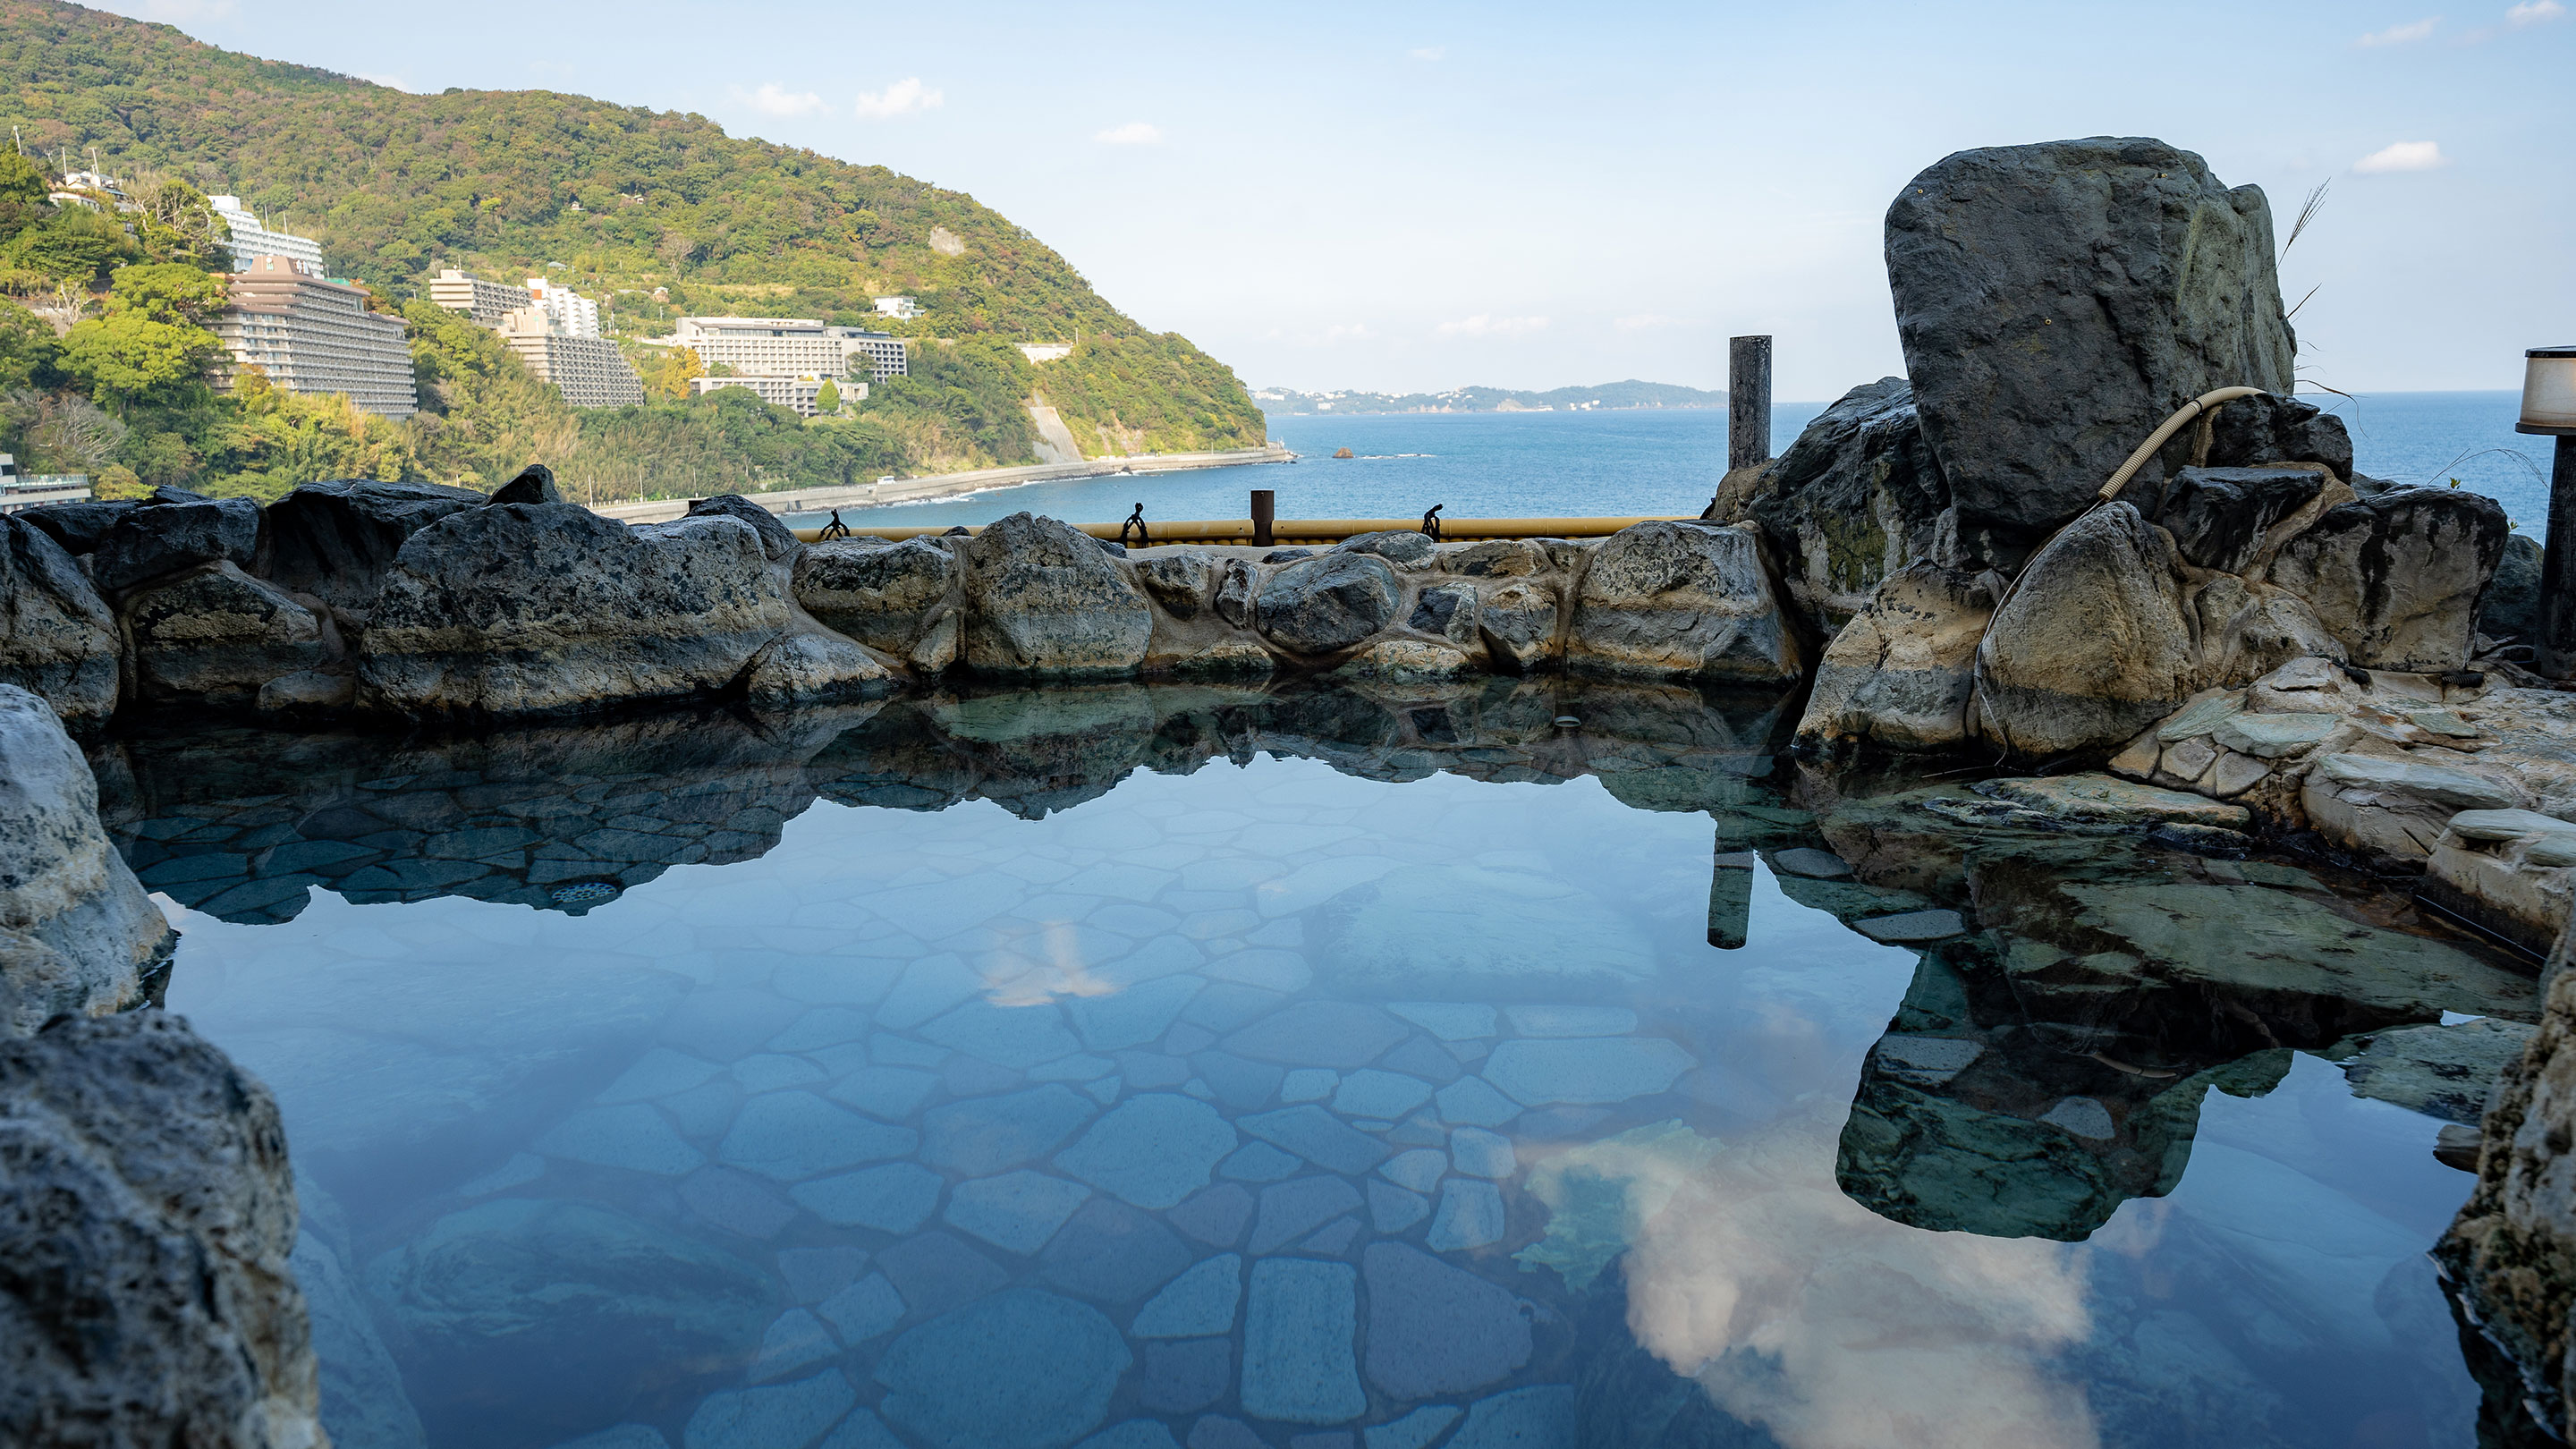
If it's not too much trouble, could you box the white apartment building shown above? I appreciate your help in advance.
[1017,342,1073,364]
[211,255,417,418]
[428,269,534,326]
[655,317,909,383]
[208,196,326,277]
[691,375,867,418]
[497,307,644,409]
[525,278,602,338]
[872,296,920,319]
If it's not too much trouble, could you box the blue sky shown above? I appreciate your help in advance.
[95,0,2576,399]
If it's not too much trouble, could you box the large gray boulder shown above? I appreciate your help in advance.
[0,516,121,724]
[0,1010,322,1447]
[794,538,958,659]
[961,513,1153,676]
[360,504,791,717]
[0,685,173,1037]
[1737,377,1953,630]
[2267,487,2507,670]
[90,496,261,597]
[1795,563,1996,757]
[1887,137,2298,532]
[1975,503,2196,757]
[2151,466,2326,575]
[2482,533,2544,647]
[258,479,483,618]
[15,500,135,556]
[1565,521,1806,683]
[1258,551,1402,657]
[687,493,804,564]
[121,564,329,708]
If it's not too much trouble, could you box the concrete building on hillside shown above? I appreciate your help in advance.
[654,317,908,383]
[525,278,602,338]
[691,375,866,418]
[429,269,534,326]
[211,255,417,418]
[497,306,645,409]
[872,296,920,319]
[209,196,326,277]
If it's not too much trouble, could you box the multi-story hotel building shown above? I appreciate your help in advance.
[210,255,417,418]
[654,317,909,382]
[690,375,866,418]
[497,306,645,409]
[208,196,326,276]
[428,268,534,326]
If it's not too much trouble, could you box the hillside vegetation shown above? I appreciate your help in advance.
[0,0,1265,498]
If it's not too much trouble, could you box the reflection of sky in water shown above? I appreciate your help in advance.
[151,743,2488,1449]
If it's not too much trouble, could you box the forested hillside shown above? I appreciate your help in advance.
[0,0,1264,498]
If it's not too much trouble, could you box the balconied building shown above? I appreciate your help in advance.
[653,317,908,383]
[691,375,866,418]
[525,278,602,338]
[497,306,645,409]
[211,255,417,418]
[209,196,326,276]
[428,268,534,326]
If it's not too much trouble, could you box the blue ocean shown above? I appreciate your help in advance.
[796,390,2549,533]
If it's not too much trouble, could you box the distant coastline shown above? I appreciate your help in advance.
[1255,379,1722,416]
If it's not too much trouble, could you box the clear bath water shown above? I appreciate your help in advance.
[109,682,2530,1449]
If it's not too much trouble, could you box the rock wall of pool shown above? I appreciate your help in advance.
[101,677,2538,1449]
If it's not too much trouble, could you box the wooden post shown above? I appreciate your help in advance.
[1250,489,1275,548]
[2544,437,2576,677]
[1728,335,1774,473]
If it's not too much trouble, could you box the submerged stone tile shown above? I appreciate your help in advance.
[1378,1148,1447,1194]
[876,1290,1131,1449]
[1077,1422,1184,1449]
[682,1368,856,1449]
[1362,1241,1531,1398]
[1331,1070,1433,1120]
[1851,909,1968,944]
[1241,1258,1366,1423]
[535,1105,706,1176]
[1367,1180,1430,1233]
[816,1271,905,1344]
[1248,1175,1366,1256]
[659,989,805,1063]
[1435,1076,1521,1128]
[1240,1106,1393,1174]
[1301,1217,1362,1257]
[1426,1180,1507,1252]
[547,1427,672,1449]
[1141,1337,1233,1413]
[677,1166,797,1241]
[1479,1038,1696,1106]
[1188,1417,1265,1449]
[748,1308,837,1383]
[1168,1183,1256,1247]
[768,1007,874,1053]
[733,1054,827,1092]
[819,1410,905,1449]
[1281,1068,1339,1103]
[1449,1128,1515,1180]
[791,1163,944,1233]
[1220,1141,1304,1182]
[943,1170,1093,1255]
[1363,1407,1462,1449]
[1132,1253,1244,1338]
[1501,1005,1638,1038]
[1182,984,1287,1033]
[919,999,1084,1069]
[1053,1093,1239,1208]
[1190,1052,1286,1111]
[778,1246,869,1304]
[1376,1036,1464,1086]
[920,1085,1097,1175]
[718,1093,918,1182]
[1388,1003,1498,1040]
[827,1067,941,1122]
[1448,1385,1574,1449]
[1224,1001,1409,1069]
[1038,1197,1194,1305]
[874,1232,1010,1318]
[596,1047,722,1104]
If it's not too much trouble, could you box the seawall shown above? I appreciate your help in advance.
[589,444,1296,525]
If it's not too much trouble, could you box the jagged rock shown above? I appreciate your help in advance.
[796,538,956,656]
[2438,945,2576,1444]
[1134,554,1214,620]
[1335,530,1437,568]
[688,494,805,564]
[2481,534,2543,646]
[258,479,484,616]
[487,464,562,506]
[360,504,790,717]
[90,496,259,596]
[2428,809,2576,954]
[1980,773,2250,829]
[1739,377,1953,629]
[0,516,120,724]
[1477,580,1558,672]
[122,563,328,707]
[0,1011,320,1446]
[1886,137,2297,532]
[962,513,1154,676]
[1407,583,1479,645]
[1975,503,2195,756]
[1442,540,1548,578]
[254,670,354,715]
[1565,521,1805,683]
[2268,487,2507,670]
[1338,639,1478,682]
[0,685,174,1036]
[2302,751,2526,860]
[744,622,901,708]
[2190,574,2347,687]
[1794,562,1993,756]
[2337,1018,2535,1124]
[2152,466,2326,574]
[2201,392,2356,481]
[15,500,134,555]
[1214,559,1256,628]
[1258,551,1401,657]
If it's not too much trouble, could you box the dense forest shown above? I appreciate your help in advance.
[0,0,1266,499]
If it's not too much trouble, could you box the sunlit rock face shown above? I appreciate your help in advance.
[0,684,174,1035]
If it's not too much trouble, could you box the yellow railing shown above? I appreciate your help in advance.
[789,515,1690,546]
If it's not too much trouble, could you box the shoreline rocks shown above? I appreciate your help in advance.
[1,684,174,1037]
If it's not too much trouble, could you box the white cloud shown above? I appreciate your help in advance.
[1436,314,1549,337]
[2354,140,2447,173]
[1615,313,1684,332]
[1094,122,1163,145]
[2355,15,2439,44]
[2509,0,2566,24]
[1408,46,1446,60]
[741,83,826,118]
[852,78,943,120]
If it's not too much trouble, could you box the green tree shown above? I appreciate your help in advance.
[4,206,134,285]
[104,262,227,325]
[814,377,840,415]
[0,151,47,242]
[0,298,62,388]
[60,313,223,410]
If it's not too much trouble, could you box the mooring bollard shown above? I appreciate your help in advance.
[1729,335,1774,474]
[1250,489,1275,548]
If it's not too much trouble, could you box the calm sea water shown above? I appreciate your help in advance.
[789,391,2548,533]
[112,680,2527,1449]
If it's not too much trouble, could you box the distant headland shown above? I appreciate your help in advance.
[1253,380,1722,415]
